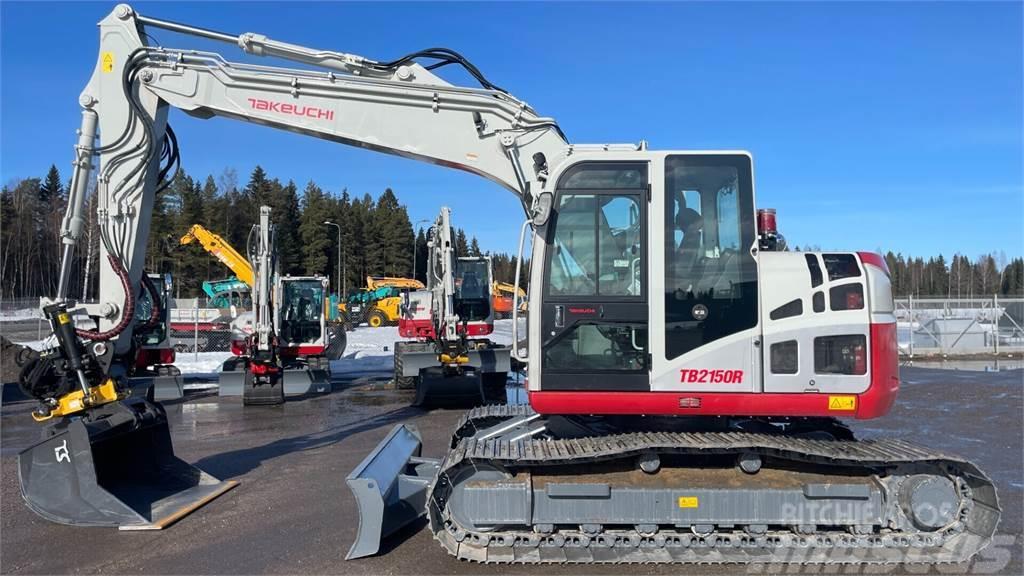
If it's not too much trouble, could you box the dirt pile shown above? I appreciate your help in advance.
[1,336,28,384]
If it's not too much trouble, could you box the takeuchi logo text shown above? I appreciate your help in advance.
[247,98,334,120]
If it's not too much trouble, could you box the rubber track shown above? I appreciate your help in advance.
[429,427,1000,564]
[452,404,536,442]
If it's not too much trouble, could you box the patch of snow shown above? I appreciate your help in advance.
[0,308,41,322]
[328,319,523,375]
[174,351,233,376]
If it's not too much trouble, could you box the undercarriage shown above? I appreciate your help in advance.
[350,405,1000,564]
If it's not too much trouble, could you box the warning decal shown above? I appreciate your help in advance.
[828,396,856,411]
[677,496,699,509]
[101,52,114,73]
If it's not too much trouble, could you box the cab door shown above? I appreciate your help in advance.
[649,154,761,393]
[540,162,650,391]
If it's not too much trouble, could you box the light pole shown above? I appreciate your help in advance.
[323,221,344,296]
[412,219,431,282]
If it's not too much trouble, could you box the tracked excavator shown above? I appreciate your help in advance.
[395,207,510,406]
[23,4,998,562]
[179,221,341,397]
[124,272,184,400]
[217,207,336,402]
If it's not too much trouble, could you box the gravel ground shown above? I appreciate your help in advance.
[1,366,1020,575]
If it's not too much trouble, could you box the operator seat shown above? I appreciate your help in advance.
[675,207,704,282]
[462,272,481,298]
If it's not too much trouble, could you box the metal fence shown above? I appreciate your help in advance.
[895,296,1024,357]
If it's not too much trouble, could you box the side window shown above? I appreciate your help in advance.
[548,194,598,296]
[544,324,648,372]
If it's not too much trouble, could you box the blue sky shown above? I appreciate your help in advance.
[2,1,1021,260]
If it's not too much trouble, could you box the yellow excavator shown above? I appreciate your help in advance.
[179,224,254,287]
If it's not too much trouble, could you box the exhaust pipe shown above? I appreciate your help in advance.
[346,424,439,559]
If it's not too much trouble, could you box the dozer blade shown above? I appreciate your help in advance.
[243,369,285,405]
[218,357,246,397]
[283,366,330,395]
[346,424,439,560]
[18,397,237,529]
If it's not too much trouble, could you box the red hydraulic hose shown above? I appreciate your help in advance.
[76,254,136,341]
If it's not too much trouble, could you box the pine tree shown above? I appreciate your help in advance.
[235,166,273,251]
[455,228,469,257]
[334,189,359,295]
[366,188,413,277]
[272,179,303,275]
[414,228,428,284]
[299,181,333,280]
[37,165,66,293]
[469,237,482,257]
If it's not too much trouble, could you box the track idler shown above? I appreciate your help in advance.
[18,397,237,529]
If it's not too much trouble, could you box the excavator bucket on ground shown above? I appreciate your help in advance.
[346,424,439,559]
[18,397,237,529]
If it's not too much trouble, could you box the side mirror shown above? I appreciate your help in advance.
[532,191,554,226]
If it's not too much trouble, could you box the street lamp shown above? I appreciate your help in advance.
[412,218,431,282]
[323,221,344,296]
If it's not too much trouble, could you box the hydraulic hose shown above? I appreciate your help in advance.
[75,254,135,341]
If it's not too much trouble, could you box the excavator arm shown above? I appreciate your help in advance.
[426,207,461,343]
[56,3,568,362]
[180,224,255,287]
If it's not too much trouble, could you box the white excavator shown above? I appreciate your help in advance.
[395,206,509,406]
[18,4,998,565]
[218,206,334,403]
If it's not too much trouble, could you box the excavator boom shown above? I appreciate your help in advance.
[180,224,255,287]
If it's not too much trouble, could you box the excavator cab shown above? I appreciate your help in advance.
[127,273,183,401]
[453,258,492,324]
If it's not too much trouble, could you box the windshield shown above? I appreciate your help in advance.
[280,279,324,344]
[455,258,491,321]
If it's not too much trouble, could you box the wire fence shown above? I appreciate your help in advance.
[896,296,1024,357]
